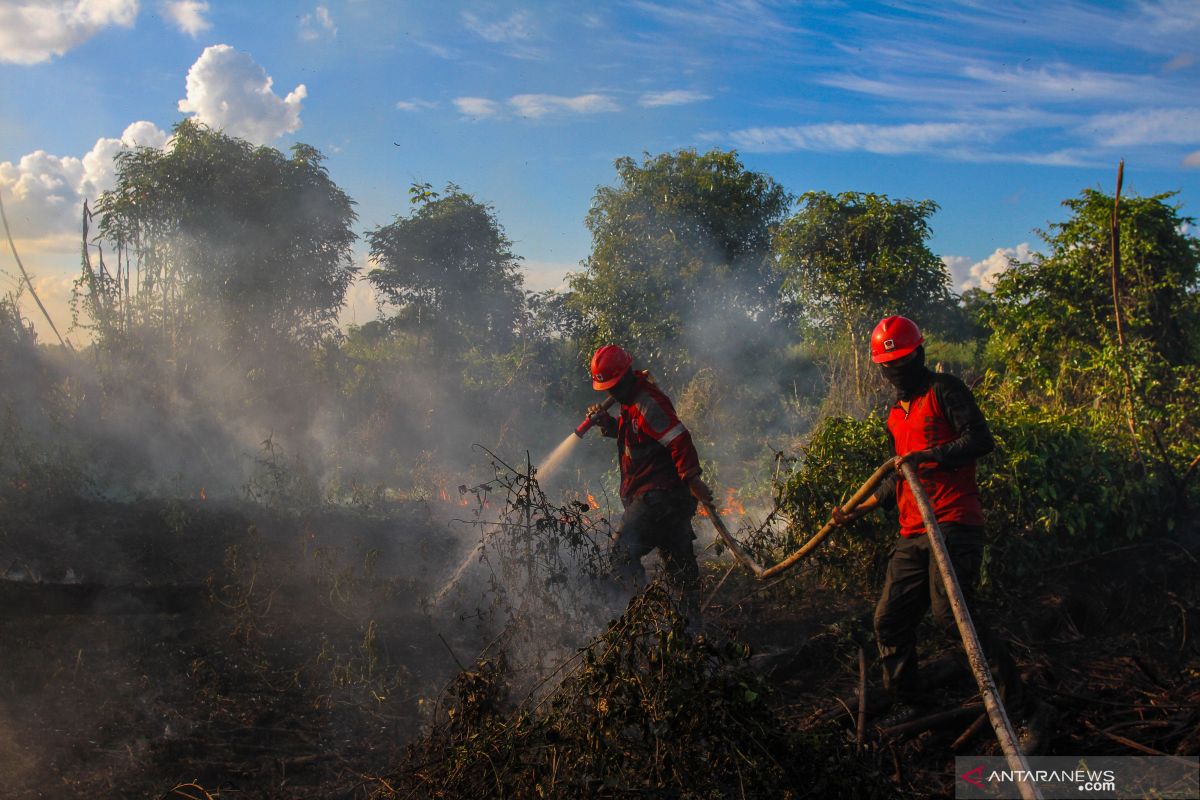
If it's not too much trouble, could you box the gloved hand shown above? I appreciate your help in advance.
[586,403,612,420]
[894,449,935,470]
[688,475,714,505]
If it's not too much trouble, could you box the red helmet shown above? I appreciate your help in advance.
[870,316,924,363]
[590,345,633,390]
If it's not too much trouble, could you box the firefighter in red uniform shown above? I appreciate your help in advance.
[585,345,713,629]
[832,316,1026,729]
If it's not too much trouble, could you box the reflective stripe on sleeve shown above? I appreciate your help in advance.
[658,423,686,445]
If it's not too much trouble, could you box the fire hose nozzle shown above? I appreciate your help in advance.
[574,396,617,438]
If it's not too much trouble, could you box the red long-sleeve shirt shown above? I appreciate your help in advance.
[596,372,701,504]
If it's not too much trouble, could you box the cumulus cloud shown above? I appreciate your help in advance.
[395,99,438,112]
[0,0,138,65]
[453,97,501,118]
[163,0,209,37]
[724,121,985,154]
[177,45,306,143]
[1085,107,1200,146]
[1184,150,1200,167]
[0,121,167,247]
[509,93,620,118]
[639,89,711,107]
[946,243,1035,291]
[299,5,335,41]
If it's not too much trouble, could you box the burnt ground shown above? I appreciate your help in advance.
[1,491,1197,799]
[0,493,476,799]
[710,529,1200,797]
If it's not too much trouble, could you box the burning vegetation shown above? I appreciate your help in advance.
[1,127,1198,798]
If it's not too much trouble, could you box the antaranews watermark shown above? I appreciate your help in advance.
[955,755,1198,799]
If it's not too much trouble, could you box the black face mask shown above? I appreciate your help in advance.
[879,346,930,401]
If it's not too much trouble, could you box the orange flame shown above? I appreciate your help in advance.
[587,493,599,509]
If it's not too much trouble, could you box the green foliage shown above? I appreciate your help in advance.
[568,149,791,379]
[984,189,1200,497]
[82,120,358,351]
[774,192,955,402]
[367,183,525,357]
[774,416,895,594]
[988,190,1199,385]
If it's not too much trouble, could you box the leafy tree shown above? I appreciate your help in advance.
[80,120,358,351]
[985,190,1200,506]
[773,191,954,401]
[366,183,524,357]
[986,190,1199,388]
[567,149,791,377]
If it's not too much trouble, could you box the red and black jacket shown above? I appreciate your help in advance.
[595,371,702,505]
[873,373,994,536]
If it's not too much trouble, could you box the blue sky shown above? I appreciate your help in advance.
[2,0,1198,340]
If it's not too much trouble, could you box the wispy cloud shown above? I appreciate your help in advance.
[300,5,336,42]
[629,0,799,43]
[453,97,501,118]
[510,93,619,118]
[395,98,438,112]
[163,0,211,37]
[1083,107,1200,147]
[1184,151,1200,168]
[461,10,543,59]
[453,93,621,120]
[722,121,988,154]
[639,89,711,108]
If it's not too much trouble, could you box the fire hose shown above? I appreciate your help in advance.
[573,403,1039,789]
[703,461,1041,797]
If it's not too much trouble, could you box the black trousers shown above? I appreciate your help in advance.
[611,488,701,621]
[874,523,1020,705]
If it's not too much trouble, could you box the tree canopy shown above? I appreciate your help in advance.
[366,183,525,357]
[81,120,358,351]
[986,189,1200,386]
[773,191,954,397]
[567,149,791,375]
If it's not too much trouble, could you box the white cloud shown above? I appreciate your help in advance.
[163,0,209,37]
[948,243,1035,292]
[1085,107,1200,147]
[0,121,167,247]
[724,121,985,154]
[1184,151,1200,168]
[462,10,533,43]
[461,10,542,58]
[299,5,336,41]
[395,99,438,112]
[509,93,620,118]
[177,45,307,144]
[0,0,138,64]
[453,97,501,118]
[639,89,711,108]
[521,260,572,292]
